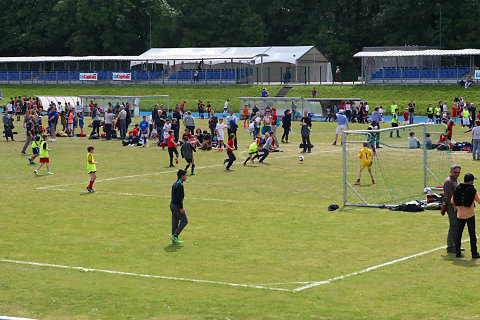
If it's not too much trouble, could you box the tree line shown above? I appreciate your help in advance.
[0,0,479,66]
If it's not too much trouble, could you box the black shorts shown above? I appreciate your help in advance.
[185,158,193,163]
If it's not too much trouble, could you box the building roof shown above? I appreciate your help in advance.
[354,49,480,58]
[138,46,325,65]
[0,46,326,65]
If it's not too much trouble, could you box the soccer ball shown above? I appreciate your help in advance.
[298,155,305,161]
[423,187,432,194]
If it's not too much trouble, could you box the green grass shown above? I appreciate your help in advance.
[2,84,480,114]
[1,115,480,319]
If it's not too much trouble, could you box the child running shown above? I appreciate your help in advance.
[168,130,179,167]
[353,142,375,185]
[28,135,42,165]
[180,136,196,175]
[223,133,237,171]
[243,136,261,166]
[86,146,98,193]
[34,134,53,175]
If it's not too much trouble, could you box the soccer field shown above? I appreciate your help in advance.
[1,118,479,319]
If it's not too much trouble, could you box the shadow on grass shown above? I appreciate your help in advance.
[164,244,184,252]
[442,253,479,267]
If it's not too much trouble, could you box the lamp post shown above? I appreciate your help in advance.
[438,3,442,48]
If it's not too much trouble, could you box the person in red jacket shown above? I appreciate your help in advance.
[168,130,179,167]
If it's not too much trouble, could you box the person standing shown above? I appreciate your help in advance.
[281,109,292,143]
[333,109,349,146]
[441,165,462,254]
[155,110,166,145]
[21,116,35,155]
[208,111,218,139]
[334,66,341,82]
[48,106,58,141]
[312,87,317,98]
[104,107,114,140]
[300,110,312,153]
[170,169,189,244]
[91,104,101,136]
[86,146,98,193]
[2,111,14,141]
[226,110,238,149]
[472,120,480,160]
[125,102,132,129]
[390,100,398,116]
[408,100,415,124]
[451,173,480,258]
[223,99,229,117]
[118,106,127,140]
[389,108,401,138]
[183,111,195,134]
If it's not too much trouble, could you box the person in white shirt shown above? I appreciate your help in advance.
[223,99,229,116]
[215,118,227,148]
[75,101,83,113]
[6,101,13,113]
[56,102,63,113]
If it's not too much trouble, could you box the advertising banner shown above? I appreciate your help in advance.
[113,72,132,81]
[79,73,98,81]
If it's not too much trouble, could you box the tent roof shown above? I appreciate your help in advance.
[354,49,480,58]
[139,46,323,64]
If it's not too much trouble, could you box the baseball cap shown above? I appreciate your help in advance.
[464,173,477,182]
[272,107,276,111]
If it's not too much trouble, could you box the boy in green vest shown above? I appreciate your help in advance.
[28,135,42,165]
[34,134,52,175]
[243,137,261,166]
[87,146,98,193]
[390,108,401,138]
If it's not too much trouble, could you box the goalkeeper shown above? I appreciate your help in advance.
[354,142,375,186]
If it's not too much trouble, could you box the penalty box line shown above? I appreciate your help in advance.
[36,148,347,191]
[0,258,293,292]
[293,238,472,292]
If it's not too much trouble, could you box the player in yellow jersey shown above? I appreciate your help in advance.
[86,146,98,193]
[353,142,375,186]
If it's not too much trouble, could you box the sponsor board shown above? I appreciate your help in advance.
[113,73,132,81]
[79,73,98,81]
[475,70,480,80]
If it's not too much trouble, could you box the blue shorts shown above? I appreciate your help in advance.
[32,147,39,155]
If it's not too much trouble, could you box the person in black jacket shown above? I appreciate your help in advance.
[300,109,312,153]
[170,169,188,244]
[281,109,292,143]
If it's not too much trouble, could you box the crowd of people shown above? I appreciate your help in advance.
[2,94,318,176]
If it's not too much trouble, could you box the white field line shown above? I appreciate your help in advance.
[44,188,321,208]
[0,259,293,293]
[1,240,470,293]
[36,148,350,191]
[293,238,472,292]
[0,316,39,320]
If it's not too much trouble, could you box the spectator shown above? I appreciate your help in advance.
[104,107,115,140]
[118,106,127,140]
[226,110,238,149]
[183,111,195,134]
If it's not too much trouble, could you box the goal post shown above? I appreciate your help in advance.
[342,123,452,207]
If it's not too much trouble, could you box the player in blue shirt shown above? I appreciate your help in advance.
[139,115,149,147]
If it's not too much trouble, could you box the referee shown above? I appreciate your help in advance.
[170,169,188,244]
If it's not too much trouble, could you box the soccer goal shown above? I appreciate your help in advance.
[342,123,452,207]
